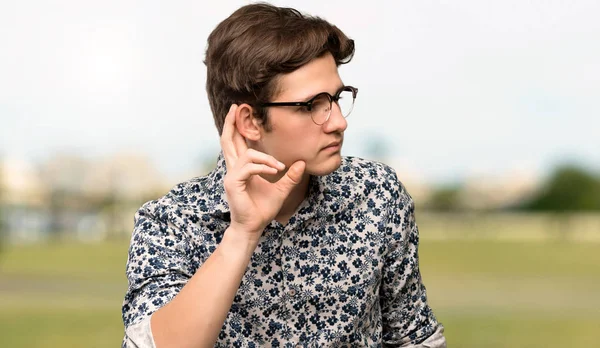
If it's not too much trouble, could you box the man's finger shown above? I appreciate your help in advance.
[232,119,249,157]
[235,149,285,172]
[220,104,239,168]
[275,160,306,193]
[235,163,280,182]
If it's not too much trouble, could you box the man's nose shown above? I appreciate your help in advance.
[323,103,348,133]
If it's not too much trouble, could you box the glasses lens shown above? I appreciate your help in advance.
[311,93,332,124]
[337,89,355,118]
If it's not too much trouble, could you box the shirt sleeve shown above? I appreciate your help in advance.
[122,317,155,348]
[121,199,197,347]
[380,182,446,347]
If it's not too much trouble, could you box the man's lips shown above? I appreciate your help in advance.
[322,141,342,150]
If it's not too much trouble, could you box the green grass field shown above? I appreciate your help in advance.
[1,239,598,347]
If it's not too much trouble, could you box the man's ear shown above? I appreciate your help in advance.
[235,103,261,141]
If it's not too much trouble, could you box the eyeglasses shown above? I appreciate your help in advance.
[259,85,358,125]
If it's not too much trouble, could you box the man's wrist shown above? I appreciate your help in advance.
[219,227,260,262]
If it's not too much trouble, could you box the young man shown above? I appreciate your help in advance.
[122,4,446,348]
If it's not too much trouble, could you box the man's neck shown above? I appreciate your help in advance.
[275,173,311,225]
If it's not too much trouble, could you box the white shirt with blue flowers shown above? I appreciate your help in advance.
[122,153,446,347]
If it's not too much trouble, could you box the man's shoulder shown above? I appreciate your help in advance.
[340,156,397,178]
[334,155,412,202]
[136,172,217,220]
[169,174,215,203]
[339,156,402,188]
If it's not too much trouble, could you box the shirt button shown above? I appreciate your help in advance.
[288,289,297,297]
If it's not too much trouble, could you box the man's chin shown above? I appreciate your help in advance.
[307,154,342,176]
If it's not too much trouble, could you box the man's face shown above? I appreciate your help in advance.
[255,52,348,176]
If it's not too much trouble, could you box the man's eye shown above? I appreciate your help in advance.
[297,104,312,113]
[313,100,326,108]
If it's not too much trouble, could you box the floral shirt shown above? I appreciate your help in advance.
[122,153,446,347]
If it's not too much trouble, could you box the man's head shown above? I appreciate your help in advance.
[205,3,355,175]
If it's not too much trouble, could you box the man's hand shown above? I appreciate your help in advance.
[220,104,306,243]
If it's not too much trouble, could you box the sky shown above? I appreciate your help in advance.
[1,0,599,184]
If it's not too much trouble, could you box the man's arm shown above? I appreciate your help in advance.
[380,182,446,347]
[122,204,259,348]
[149,226,258,348]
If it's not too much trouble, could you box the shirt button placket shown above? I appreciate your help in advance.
[281,227,297,300]
[276,225,289,296]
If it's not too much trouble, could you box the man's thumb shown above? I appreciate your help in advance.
[278,160,306,190]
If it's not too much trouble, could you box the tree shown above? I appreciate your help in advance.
[0,160,4,248]
[524,165,600,212]
[425,185,463,211]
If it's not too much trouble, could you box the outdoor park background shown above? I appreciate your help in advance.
[1,0,599,347]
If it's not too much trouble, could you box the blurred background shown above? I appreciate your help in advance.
[1,0,599,347]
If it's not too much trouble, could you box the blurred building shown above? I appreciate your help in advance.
[459,170,541,210]
[385,156,542,211]
[0,157,50,243]
[0,152,170,244]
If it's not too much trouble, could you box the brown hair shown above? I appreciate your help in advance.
[205,3,355,135]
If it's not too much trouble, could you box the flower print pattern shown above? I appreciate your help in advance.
[122,153,444,347]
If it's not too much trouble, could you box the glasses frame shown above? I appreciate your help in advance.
[259,85,358,125]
